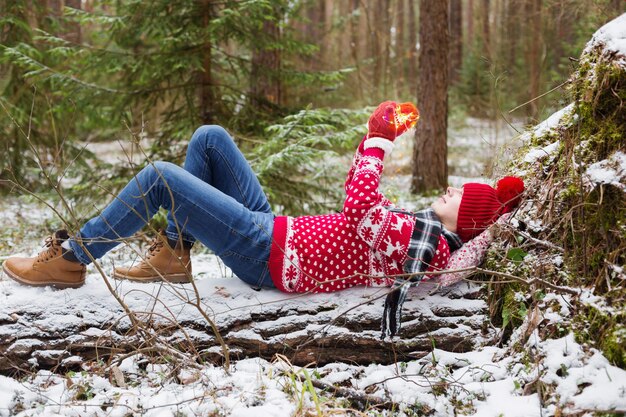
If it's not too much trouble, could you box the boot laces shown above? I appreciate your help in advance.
[37,235,62,263]
[146,237,164,259]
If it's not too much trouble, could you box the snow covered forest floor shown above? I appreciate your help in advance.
[2,13,626,414]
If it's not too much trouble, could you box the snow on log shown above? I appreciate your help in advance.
[0,262,496,373]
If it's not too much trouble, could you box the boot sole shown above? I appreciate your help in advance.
[111,270,191,284]
[2,263,85,289]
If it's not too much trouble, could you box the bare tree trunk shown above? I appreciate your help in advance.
[83,0,94,12]
[449,0,463,84]
[199,0,214,124]
[350,0,365,101]
[359,0,370,70]
[396,0,406,90]
[250,7,282,110]
[408,0,417,87]
[550,0,576,73]
[481,0,490,58]
[370,0,386,95]
[303,2,323,71]
[506,0,520,72]
[412,0,449,193]
[322,0,334,66]
[355,0,373,97]
[611,0,624,13]
[48,0,62,14]
[64,0,82,43]
[552,1,564,70]
[338,1,352,65]
[381,0,392,97]
[467,0,474,43]
[302,2,315,45]
[493,0,500,63]
[527,0,542,118]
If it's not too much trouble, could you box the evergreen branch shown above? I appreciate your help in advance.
[2,46,121,93]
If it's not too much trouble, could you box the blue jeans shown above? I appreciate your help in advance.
[69,125,276,288]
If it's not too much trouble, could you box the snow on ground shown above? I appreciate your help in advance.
[0,264,625,417]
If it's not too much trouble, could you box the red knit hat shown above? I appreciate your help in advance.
[456,176,525,242]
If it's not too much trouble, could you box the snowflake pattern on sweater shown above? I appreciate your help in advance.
[268,139,455,293]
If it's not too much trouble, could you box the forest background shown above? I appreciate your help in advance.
[0,3,625,414]
[0,0,624,221]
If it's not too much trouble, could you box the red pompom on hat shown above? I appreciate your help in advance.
[456,176,525,242]
[495,176,525,213]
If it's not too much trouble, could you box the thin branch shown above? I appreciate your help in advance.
[508,80,570,114]
[475,267,580,295]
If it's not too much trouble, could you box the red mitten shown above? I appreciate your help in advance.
[368,101,398,141]
[368,101,419,141]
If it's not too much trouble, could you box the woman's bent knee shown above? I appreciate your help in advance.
[190,125,232,150]
[142,161,180,182]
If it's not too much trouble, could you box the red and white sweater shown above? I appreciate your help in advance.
[268,139,452,293]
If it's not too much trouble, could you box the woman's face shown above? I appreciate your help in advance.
[431,187,463,232]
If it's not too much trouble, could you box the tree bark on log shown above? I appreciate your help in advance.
[0,276,496,374]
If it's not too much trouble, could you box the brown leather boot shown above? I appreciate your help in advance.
[2,230,86,289]
[112,233,192,283]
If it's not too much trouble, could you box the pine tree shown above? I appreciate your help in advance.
[0,0,359,214]
[0,0,84,187]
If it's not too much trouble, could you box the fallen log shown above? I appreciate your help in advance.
[0,265,496,374]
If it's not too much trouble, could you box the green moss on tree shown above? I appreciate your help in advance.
[489,36,625,367]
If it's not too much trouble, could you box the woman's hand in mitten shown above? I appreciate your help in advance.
[368,101,419,141]
[366,101,419,156]
[368,101,399,141]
